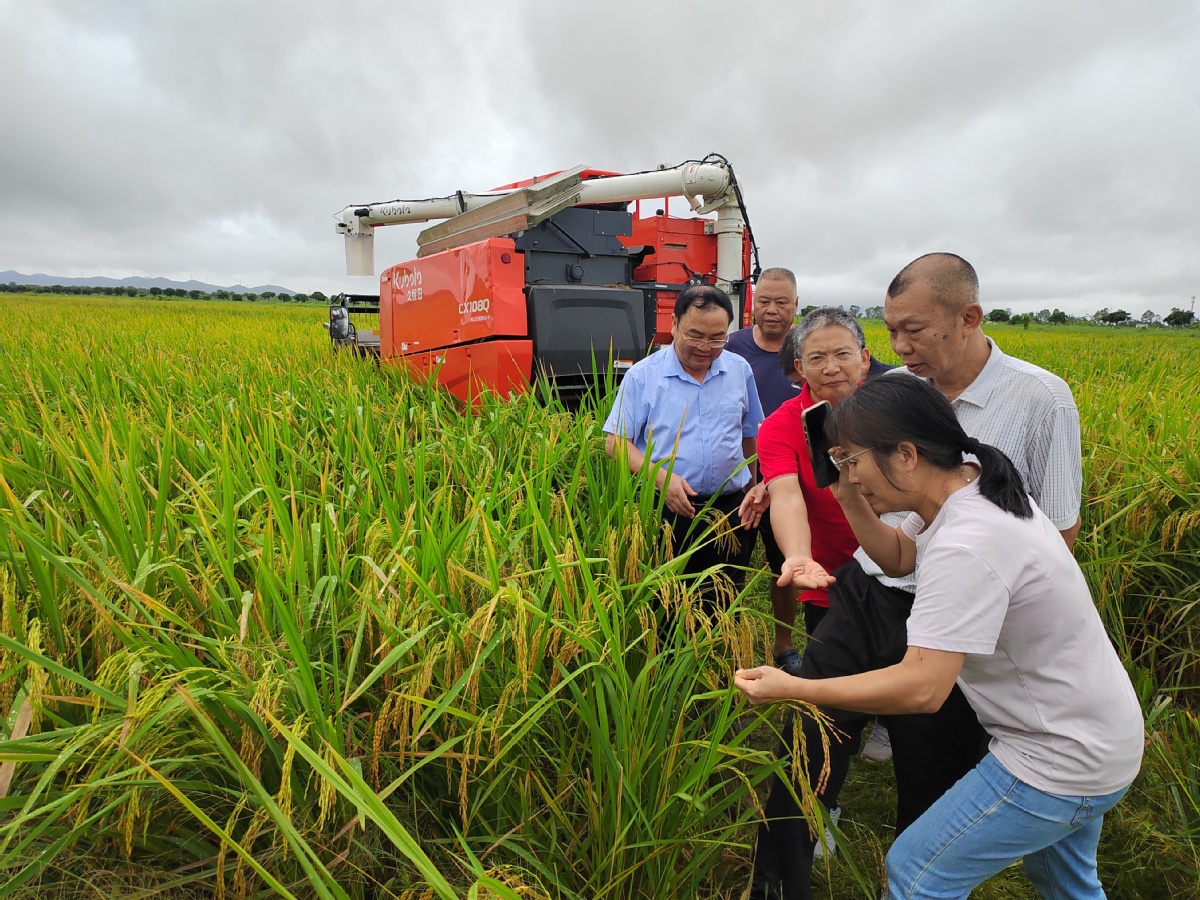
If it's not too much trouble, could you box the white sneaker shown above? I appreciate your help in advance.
[812,806,841,860]
[861,721,892,763]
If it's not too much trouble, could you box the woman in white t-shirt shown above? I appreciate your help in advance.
[734,375,1143,899]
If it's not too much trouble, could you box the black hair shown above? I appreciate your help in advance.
[779,326,801,377]
[825,375,1033,519]
[673,283,734,323]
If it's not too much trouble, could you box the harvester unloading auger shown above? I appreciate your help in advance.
[327,155,760,404]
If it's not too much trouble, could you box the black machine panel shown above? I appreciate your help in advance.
[526,285,647,391]
[515,206,651,395]
[514,207,635,287]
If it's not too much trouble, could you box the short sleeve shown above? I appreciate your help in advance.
[906,543,1009,655]
[602,369,646,443]
[900,512,925,541]
[743,372,765,437]
[1022,402,1082,530]
[758,412,802,485]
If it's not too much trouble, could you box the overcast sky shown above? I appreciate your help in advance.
[2,0,1197,316]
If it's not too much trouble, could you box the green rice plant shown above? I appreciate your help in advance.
[1143,707,1200,879]
[0,295,1195,897]
[0,295,850,897]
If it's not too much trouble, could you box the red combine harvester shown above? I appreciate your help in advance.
[328,155,759,403]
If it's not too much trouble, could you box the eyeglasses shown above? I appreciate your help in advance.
[802,349,861,369]
[682,336,730,350]
[828,446,874,472]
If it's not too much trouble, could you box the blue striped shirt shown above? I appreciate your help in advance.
[951,338,1082,530]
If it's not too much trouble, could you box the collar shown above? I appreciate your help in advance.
[954,337,1004,409]
[665,344,731,385]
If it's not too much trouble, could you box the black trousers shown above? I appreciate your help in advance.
[802,601,828,636]
[751,561,990,900]
[661,490,756,617]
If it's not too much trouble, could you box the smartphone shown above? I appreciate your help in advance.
[802,400,840,489]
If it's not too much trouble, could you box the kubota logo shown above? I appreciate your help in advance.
[459,298,490,315]
[392,269,422,290]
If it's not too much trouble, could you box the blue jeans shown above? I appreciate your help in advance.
[887,753,1128,899]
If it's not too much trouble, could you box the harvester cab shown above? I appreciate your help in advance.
[330,155,759,404]
[324,293,382,357]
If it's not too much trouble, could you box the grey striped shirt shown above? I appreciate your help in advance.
[947,338,1082,531]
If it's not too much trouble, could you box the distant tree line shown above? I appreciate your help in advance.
[7,282,1196,328]
[0,282,331,304]
[984,306,1196,328]
[804,302,1196,329]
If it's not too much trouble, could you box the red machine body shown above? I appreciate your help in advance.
[624,210,754,344]
[333,164,755,404]
[379,238,533,401]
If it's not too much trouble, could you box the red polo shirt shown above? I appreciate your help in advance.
[757,383,859,608]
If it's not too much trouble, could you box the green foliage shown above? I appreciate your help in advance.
[0,295,832,897]
[1166,308,1196,328]
[0,297,1195,897]
[0,285,329,303]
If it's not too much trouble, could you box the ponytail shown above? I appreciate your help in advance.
[829,376,1035,520]
[970,442,1033,519]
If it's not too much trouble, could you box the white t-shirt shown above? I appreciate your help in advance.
[902,482,1143,796]
[854,512,916,591]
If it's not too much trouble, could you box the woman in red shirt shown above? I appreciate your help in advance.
[755,308,874,655]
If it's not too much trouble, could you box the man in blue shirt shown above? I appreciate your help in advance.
[604,283,765,616]
[726,268,804,673]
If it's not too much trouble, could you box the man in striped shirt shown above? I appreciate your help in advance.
[883,253,1082,545]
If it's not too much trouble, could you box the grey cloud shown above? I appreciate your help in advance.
[1,0,1196,312]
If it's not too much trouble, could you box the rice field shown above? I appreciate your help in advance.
[0,294,1196,898]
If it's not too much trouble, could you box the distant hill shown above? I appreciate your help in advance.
[0,271,295,295]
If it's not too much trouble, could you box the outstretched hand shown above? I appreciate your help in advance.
[778,555,836,589]
[733,665,805,705]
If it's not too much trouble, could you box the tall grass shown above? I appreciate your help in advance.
[0,295,837,897]
[0,297,1196,896]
